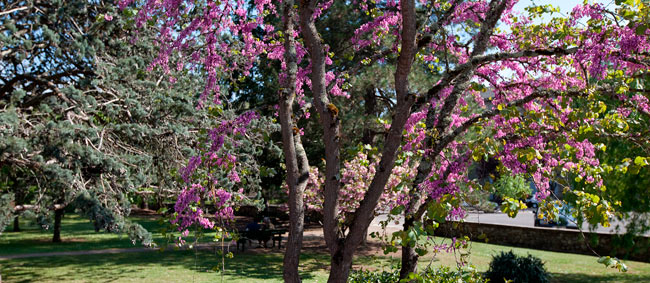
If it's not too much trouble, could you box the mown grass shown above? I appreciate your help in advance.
[0,214,175,255]
[0,214,226,255]
[1,250,330,283]
[367,240,650,283]
[2,215,650,282]
[2,247,650,283]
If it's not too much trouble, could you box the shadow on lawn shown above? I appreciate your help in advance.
[5,248,650,282]
[222,250,330,280]
[1,249,326,282]
[0,216,165,256]
[551,272,650,283]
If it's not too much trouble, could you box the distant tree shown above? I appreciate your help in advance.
[0,0,212,242]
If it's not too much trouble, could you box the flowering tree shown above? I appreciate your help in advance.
[171,110,279,240]
[299,150,417,230]
[395,1,650,278]
[121,0,650,282]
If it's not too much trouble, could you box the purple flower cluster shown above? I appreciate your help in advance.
[172,184,215,231]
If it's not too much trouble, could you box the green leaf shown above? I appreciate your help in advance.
[390,205,404,215]
[501,197,527,218]
[634,156,648,166]
[415,247,428,256]
[598,256,628,272]
[598,101,607,113]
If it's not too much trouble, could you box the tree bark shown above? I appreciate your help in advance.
[281,1,310,282]
[328,250,355,283]
[282,135,309,283]
[400,218,419,279]
[13,215,20,232]
[333,0,419,281]
[52,208,64,243]
[298,0,344,257]
[361,85,376,146]
[361,225,369,246]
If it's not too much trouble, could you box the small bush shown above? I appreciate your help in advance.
[348,269,398,283]
[485,251,550,283]
[348,266,487,283]
[417,266,487,283]
[494,174,531,199]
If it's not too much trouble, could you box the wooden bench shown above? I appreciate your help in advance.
[236,229,287,251]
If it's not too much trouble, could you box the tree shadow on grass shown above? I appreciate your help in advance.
[0,216,165,256]
[1,249,327,282]
[551,272,650,283]
[2,252,161,283]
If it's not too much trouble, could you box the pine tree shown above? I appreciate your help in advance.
[0,0,211,243]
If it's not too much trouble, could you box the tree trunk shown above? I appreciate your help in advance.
[298,0,419,281]
[361,85,376,146]
[284,189,306,282]
[12,182,22,233]
[157,196,163,212]
[13,215,20,232]
[280,1,309,282]
[400,218,419,279]
[361,225,368,246]
[399,197,426,280]
[298,0,344,257]
[400,245,419,279]
[52,208,64,243]
[283,135,309,283]
[327,249,355,283]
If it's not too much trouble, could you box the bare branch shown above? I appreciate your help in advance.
[0,6,28,16]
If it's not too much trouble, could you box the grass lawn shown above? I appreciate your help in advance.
[2,214,650,282]
[353,241,650,282]
[0,214,222,255]
[2,247,650,283]
[1,249,331,283]
[415,241,650,282]
[0,214,173,255]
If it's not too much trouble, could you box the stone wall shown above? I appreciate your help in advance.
[435,221,650,262]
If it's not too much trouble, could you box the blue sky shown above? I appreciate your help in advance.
[512,0,614,15]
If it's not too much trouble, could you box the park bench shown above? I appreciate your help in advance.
[236,228,287,251]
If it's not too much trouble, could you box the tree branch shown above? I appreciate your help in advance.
[344,0,419,255]
[298,0,343,255]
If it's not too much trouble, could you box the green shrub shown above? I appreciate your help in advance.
[348,266,486,283]
[485,251,550,283]
[0,193,14,235]
[494,174,531,199]
[348,269,398,283]
[416,266,487,283]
